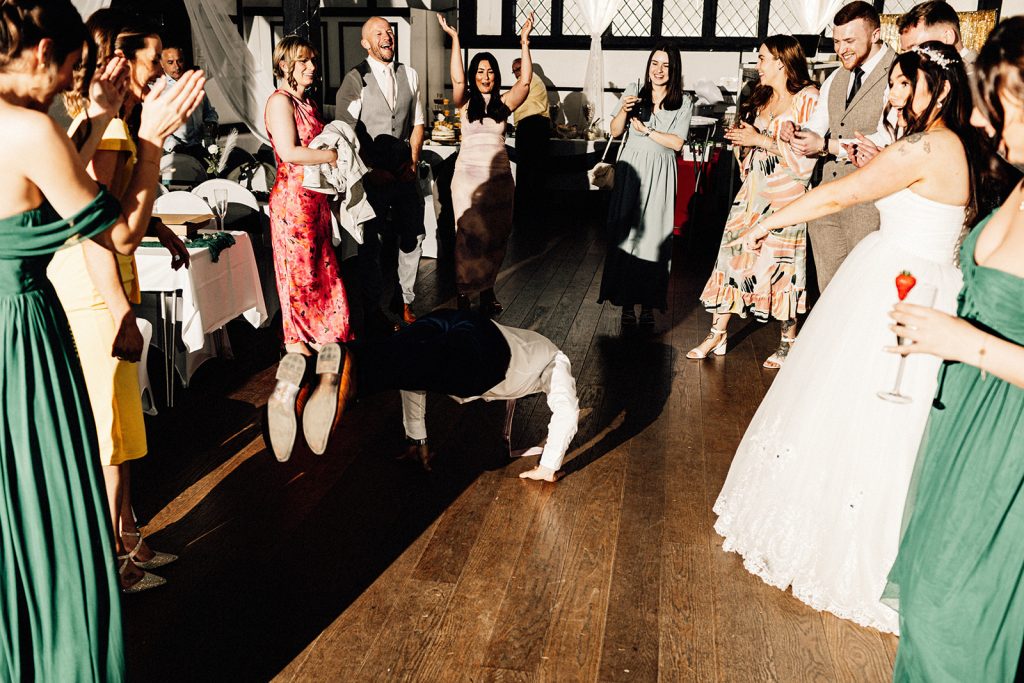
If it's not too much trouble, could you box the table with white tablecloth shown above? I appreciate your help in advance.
[135,231,267,402]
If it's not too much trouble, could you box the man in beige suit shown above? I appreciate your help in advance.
[782,1,895,291]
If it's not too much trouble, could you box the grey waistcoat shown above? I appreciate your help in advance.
[821,48,896,184]
[351,60,417,172]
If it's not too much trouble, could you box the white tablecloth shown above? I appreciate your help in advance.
[135,231,267,384]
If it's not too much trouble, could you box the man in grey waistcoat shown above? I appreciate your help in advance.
[337,16,426,336]
[783,1,895,292]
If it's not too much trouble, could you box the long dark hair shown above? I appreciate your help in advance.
[638,42,684,112]
[888,41,981,227]
[466,51,509,123]
[0,0,93,99]
[739,34,816,124]
[973,17,1024,189]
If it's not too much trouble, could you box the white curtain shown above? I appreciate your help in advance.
[578,0,625,134]
[71,0,111,21]
[182,0,274,144]
[796,0,847,34]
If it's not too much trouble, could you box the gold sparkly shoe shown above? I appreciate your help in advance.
[121,530,177,570]
[118,556,166,594]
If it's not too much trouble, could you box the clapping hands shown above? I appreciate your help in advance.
[87,51,130,119]
[138,70,206,145]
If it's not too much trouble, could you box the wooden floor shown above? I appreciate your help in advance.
[125,192,897,681]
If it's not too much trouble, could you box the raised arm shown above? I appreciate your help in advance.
[739,131,937,248]
[502,13,534,112]
[69,54,130,164]
[437,14,466,108]
[265,92,339,166]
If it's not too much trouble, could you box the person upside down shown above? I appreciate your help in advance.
[266,309,579,482]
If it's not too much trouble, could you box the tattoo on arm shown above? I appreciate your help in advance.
[902,132,932,154]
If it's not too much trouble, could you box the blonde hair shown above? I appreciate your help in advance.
[272,35,316,91]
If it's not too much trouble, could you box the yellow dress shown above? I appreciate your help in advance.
[48,117,146,466]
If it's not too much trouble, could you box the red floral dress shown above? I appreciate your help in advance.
[266,89,352,344]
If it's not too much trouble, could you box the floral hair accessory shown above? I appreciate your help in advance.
[911,45,960,70]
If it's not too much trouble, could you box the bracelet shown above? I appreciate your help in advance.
[979,336,988,381]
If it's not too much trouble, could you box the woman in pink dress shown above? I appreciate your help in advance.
[265,36,353,462]
[438,13,535,317]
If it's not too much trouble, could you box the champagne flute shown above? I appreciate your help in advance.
[212,189,228,232]
[877,282,937,403]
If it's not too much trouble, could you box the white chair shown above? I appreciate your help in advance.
[192,178,259,212]
[136,318,157,415]
[192,178,261,229]
[160,152,207,188]
[154,190,213,215]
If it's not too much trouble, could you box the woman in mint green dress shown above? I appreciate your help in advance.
[0,1,205,678]
[884,19,1024,681]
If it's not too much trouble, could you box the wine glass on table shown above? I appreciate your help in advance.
[211,189,228,232]
[878,271,937,403]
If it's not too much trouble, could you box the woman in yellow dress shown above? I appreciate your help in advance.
[51,9,198,592]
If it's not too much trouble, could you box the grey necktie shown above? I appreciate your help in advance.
[382,66,396,110]
[846,67,864,107]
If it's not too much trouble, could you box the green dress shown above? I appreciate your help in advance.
[0,191,125,681]
[885,212,1024,681]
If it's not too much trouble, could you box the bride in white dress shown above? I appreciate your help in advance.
[712,44,981,634]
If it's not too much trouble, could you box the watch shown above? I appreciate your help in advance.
[819,132,832,158]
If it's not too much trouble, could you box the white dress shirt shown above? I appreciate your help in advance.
[400,324,580,471]
[337,55,425,127]
[805,46,892,155]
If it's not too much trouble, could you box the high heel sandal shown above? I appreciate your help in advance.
[763,335,796,369]
[638,307,655,327]
[121,530,177,570]
[117,555,166,594]
[686,326,728,359]
[621,307,637,327]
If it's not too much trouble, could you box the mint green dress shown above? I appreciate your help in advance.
[0,191,125,681]
[885,212,1024,682]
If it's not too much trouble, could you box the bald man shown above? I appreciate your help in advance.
[336,17,426,337]
[160,45,218,155]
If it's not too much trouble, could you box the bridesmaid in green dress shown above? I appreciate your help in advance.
[883,19,1024,681]
[0,1,205,678]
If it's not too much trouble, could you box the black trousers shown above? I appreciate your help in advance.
[513,115,551,211]
[359,177,425,319]
[348,309,511,399]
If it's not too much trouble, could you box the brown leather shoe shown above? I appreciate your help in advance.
[267,352,308,462]
[302,343,356,455]
[402,304,417,325]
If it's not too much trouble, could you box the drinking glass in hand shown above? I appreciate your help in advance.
[877,282,938,403]
[212,189,228,231]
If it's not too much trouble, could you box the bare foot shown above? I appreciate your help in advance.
[518,465,561,482]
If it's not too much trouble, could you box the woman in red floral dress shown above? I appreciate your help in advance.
[264,36,353,461]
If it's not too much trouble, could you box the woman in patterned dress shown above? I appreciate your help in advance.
[264,36,353,462]
[689,35,818,367]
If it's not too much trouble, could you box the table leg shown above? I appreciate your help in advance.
[161,292,172,409]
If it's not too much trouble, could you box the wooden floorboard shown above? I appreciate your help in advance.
[122,194,897,682]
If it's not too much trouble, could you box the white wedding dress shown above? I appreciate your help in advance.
[713,188,966,634]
